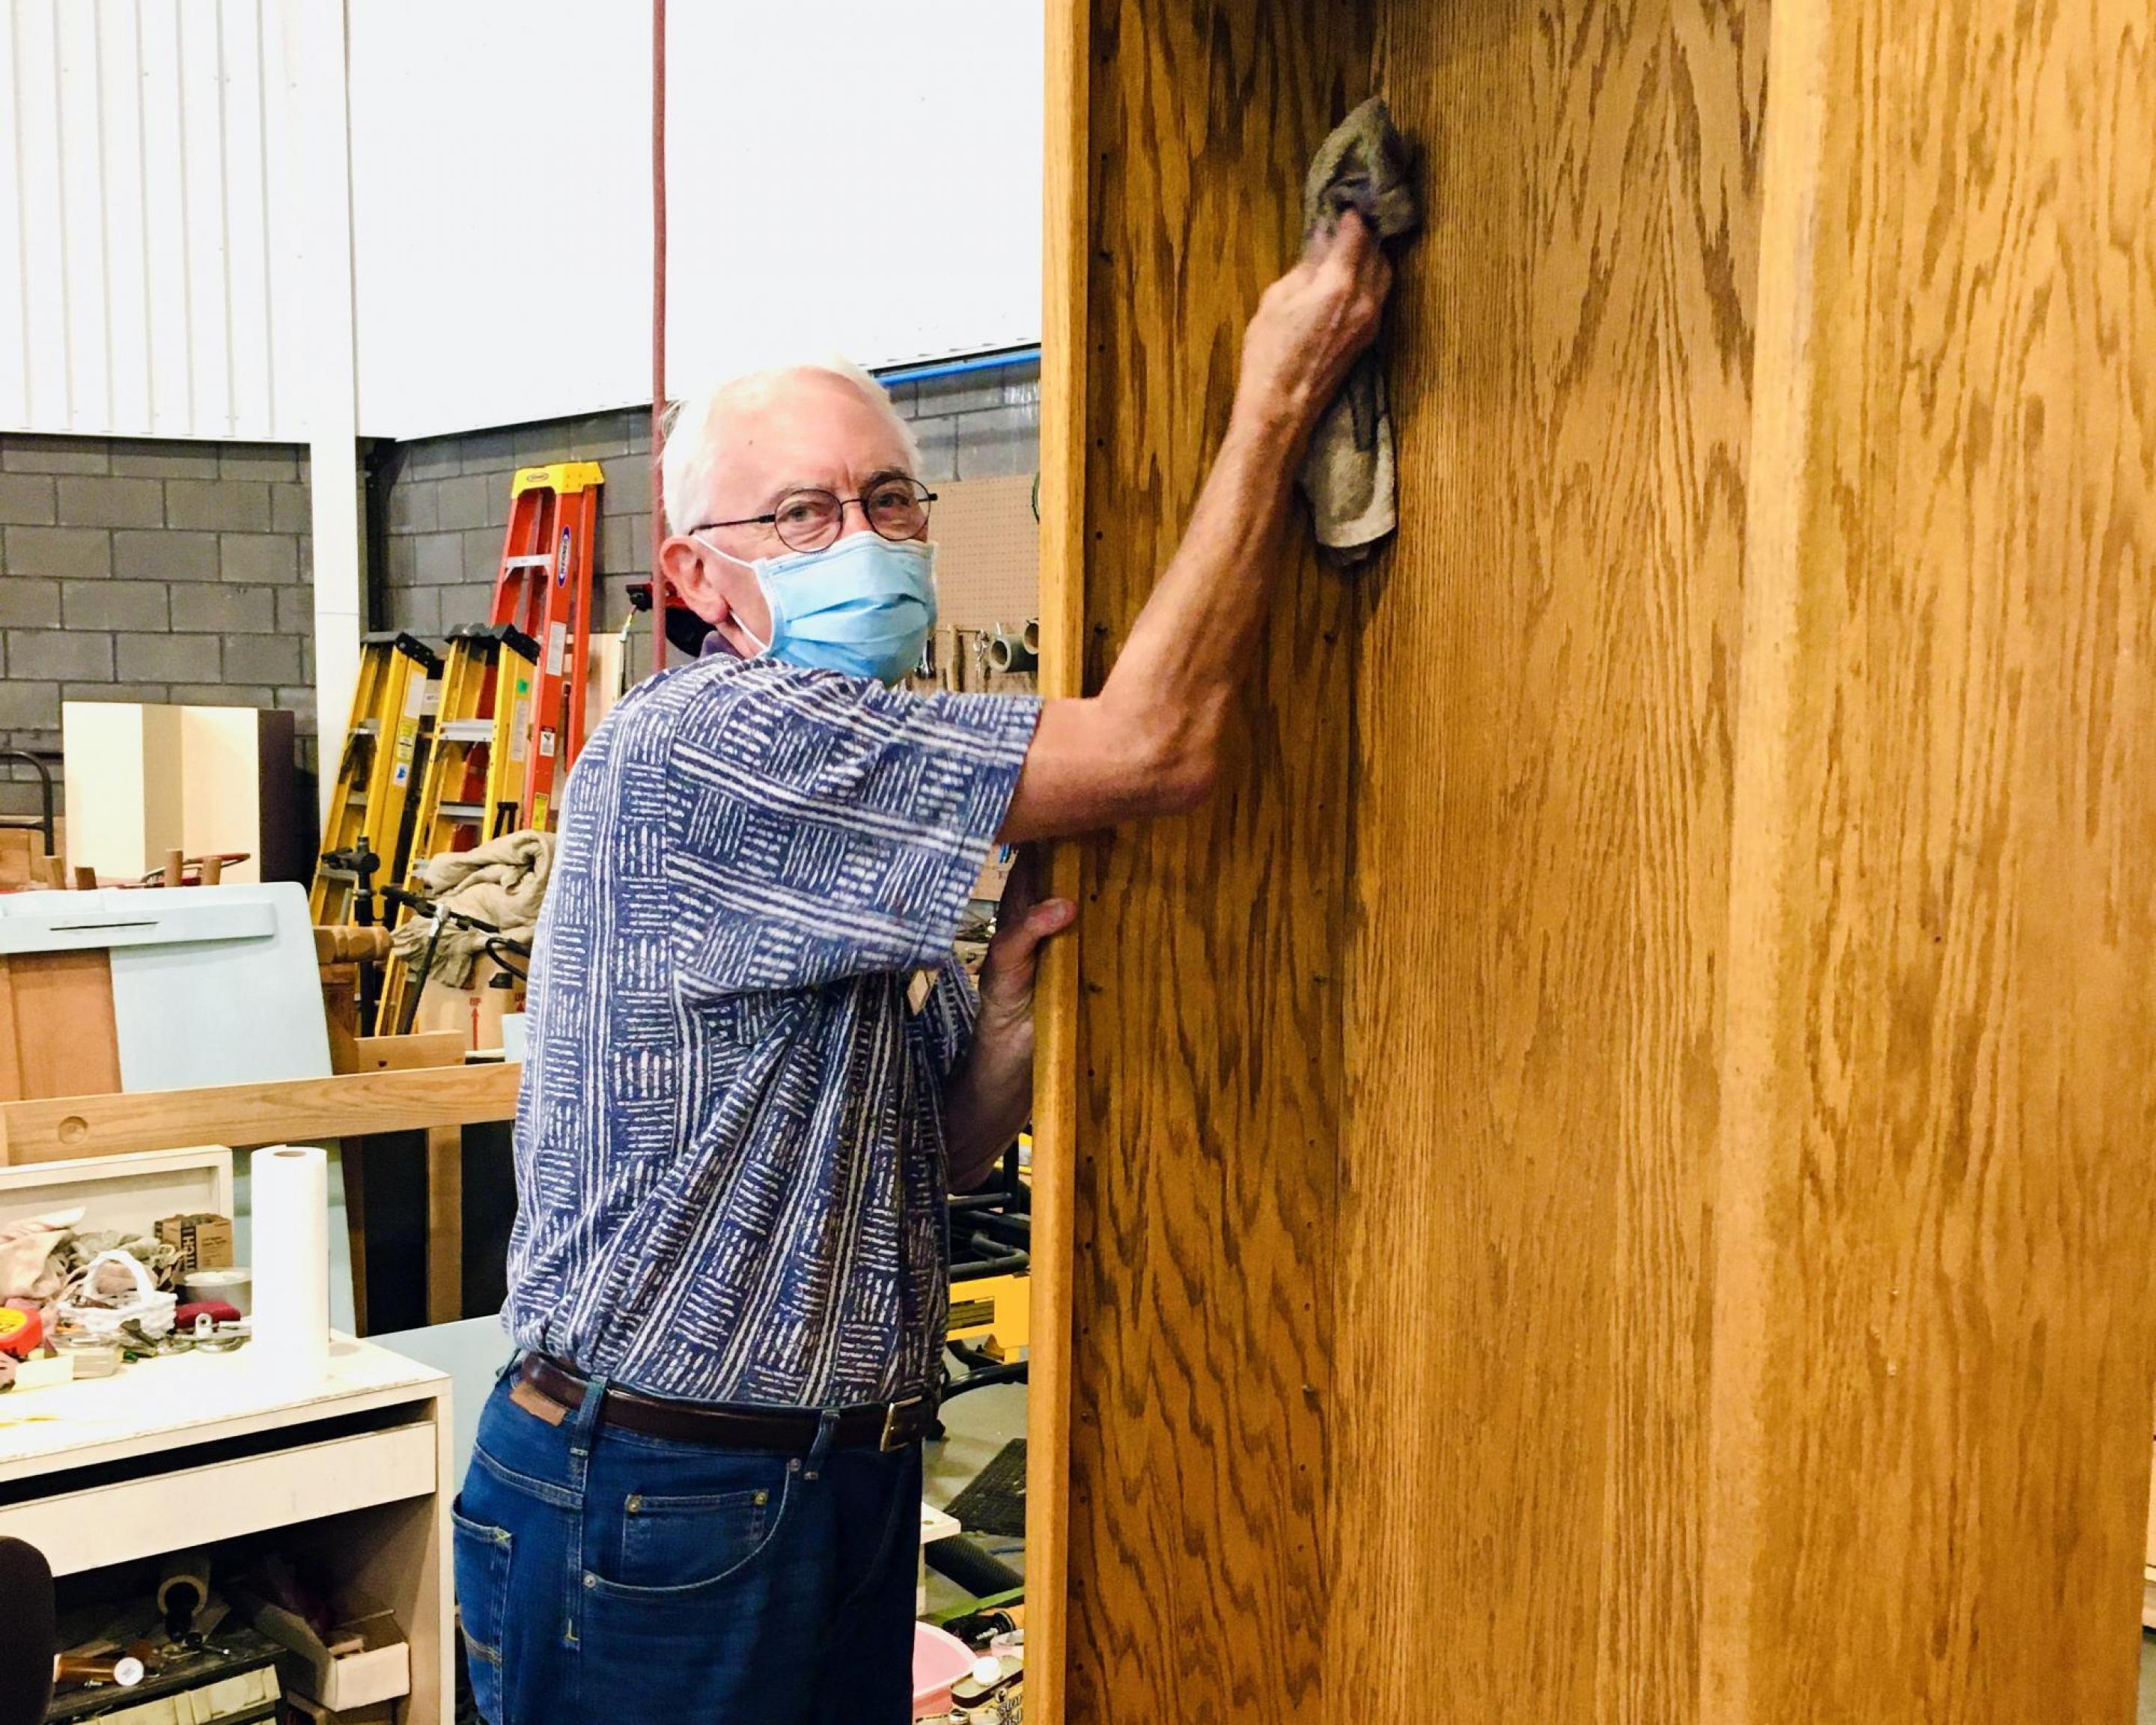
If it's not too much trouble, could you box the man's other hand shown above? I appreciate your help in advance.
[977,846,1077,1043]
[1232,208,1394,445]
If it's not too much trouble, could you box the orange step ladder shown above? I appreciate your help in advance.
[490,462,603,830]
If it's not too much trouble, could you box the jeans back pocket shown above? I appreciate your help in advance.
[617,1483,771,1591]
[451,1498,514,1722]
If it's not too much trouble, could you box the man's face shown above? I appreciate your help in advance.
[663,371,922,656]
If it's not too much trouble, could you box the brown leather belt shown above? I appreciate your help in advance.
[512,1354,937,1453]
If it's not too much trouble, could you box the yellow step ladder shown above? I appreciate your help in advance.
[310,631,443,925]
[376,624,538,1034]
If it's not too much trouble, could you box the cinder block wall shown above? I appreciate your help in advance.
[0,433,316,821]
[0,359,1040,822]
[377,359,1041,637]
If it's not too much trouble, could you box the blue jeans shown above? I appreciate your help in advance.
[454,1371,923,1725]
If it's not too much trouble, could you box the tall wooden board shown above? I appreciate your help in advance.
[1699,2,2156,1720]
[1046,4,1368,1720]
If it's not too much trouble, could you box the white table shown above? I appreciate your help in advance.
[0,1336,454,1724]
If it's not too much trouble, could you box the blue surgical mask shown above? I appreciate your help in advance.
[698,532,937,686]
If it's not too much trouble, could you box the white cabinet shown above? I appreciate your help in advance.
[0,1338,455,1724]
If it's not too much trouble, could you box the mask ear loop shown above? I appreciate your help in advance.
[693,534,772,654]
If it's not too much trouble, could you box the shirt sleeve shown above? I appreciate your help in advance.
[666,663,1041,994]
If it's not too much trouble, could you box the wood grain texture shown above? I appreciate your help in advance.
[1334,5,1761,1722]
[0,1062,522,1164]
[426,1122,464,1325]
[1056,4,1367,1720]
[1043,1,2155,1719]
[1024,0,1094,1715]
[0,952,124,1102]
[1700,1,2156,1719]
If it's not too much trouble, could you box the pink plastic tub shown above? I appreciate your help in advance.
[912,1622,979,1718]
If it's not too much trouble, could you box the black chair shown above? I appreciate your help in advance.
[0,1536,55,1725]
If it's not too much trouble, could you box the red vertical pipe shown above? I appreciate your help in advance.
[649,0,669,675]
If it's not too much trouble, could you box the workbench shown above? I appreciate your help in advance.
[0,1338,455,1724]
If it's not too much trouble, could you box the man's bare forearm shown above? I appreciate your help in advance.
[1094,410,1304,794]
[943,1020,1033,1191]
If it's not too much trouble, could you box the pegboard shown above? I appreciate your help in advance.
[932,475,1040,636]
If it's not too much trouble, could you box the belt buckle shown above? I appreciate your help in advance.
[880,1393,926,1452]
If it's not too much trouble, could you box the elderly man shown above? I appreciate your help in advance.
[452,212,1391,1724]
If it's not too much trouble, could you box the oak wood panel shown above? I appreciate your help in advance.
[1023,0,1095,1712]
[425,1122,463,1325]
[1700,2,2156,1721]
[1333,7,1763,1724]
[1057,4,1368,1720]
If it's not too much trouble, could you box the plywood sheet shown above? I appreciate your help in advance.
[0,951,123,1103]
[62,702,185,878]
[1329,7,1762,1721]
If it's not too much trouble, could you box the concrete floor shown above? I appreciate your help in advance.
[921,1375,1027,1617]
[2143,1634,2156,1725]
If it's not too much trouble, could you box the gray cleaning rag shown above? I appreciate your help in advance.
[1297,97,1419,567]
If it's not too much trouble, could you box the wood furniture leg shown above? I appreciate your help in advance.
[343,1138,370,1337]
[424,1125,462,1327]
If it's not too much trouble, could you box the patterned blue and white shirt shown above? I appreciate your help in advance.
[502,654,1040,1406]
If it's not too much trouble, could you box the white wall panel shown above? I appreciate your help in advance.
[0,0,305,440]
[344,0,650,439]
[3,0,1044,444]
[661,3,1043,400]
[348,0,1044,439]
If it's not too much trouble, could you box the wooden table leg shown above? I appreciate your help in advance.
[342,1138,370,1336]
[425,1125,463,1326]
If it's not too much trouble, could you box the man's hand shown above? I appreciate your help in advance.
[943,847,1075,1190]
[975,847,1077,1050]
[1233,209,1394,445]
[996,208,1401,846]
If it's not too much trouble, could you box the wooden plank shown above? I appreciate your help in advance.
[1054,5,1368,1721]
[344,1137,370,1338]
[1023,2,1091,1716]
[4,951,123,1101]
[333,1031,466,1077]
[1697,2,2156,1721]
[424,1123,463,1327]
[0,1063,523,1166]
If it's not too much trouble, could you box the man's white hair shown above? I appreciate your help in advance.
[660,357,922,536]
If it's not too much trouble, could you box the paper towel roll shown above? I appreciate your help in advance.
[249,1144,329,1384]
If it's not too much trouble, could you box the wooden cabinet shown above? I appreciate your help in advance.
[1030,3,2156,1721]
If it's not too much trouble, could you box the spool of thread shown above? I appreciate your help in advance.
[156,1549,211,1634]
[53,1655,144,1690]
[985,630,1037,675]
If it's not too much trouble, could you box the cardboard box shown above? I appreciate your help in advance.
[154,1212,234,1273]
[252,1607,409,1712]
[972,843,1017,903]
